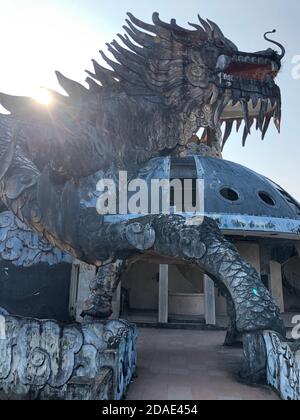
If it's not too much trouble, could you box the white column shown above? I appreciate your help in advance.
[159,264,169,324]
[204,275,216,325]
[269,261,285,313]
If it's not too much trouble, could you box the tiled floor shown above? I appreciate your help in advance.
[126,328,279,401]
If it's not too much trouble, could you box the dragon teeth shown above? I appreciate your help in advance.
[252,95,260,109]
[242,125,249,146]
[221,120,234,151]
[239,100,249,130]
[262,115,272,140]
[236,119,242,132]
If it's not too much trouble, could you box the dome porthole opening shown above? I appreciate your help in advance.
[258,191,276,207]
[219,187,240,202]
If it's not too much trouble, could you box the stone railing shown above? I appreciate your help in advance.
[264,331,300,401]
[0,313,138,400]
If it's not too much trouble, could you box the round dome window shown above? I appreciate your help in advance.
[258,191,276,207]
[220,187,239,202]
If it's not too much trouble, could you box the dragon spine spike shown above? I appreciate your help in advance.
[117,33,147,57]
[188,22,208,40]
[110,40,145,65]
[198,15,213,35]
[124,20,156,47]
[0,93,34,115]
[89,59,118,86]
[170,18,193,33]
[99,50,146,87]
[122,25,153,49]
[55,71,88,98]
[152,12,171,29]
[109,41,145,67]
[207,19,225,40]
[85,77,103,93]
[126,12,156,34]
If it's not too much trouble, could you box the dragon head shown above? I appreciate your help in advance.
[96,12,284,154]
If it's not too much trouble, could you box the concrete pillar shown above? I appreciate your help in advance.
[236,242,261,273]
[70,260,96,322]
[159,264,169,324]
[269,260,285,313]
[204,275,216,325]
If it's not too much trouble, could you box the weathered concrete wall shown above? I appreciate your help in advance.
[270,261,285,313]
[169,293,205,316]
[236,242,261,273]
[122,262,159,311]
[122,262,203,312]
[0,314,137,400]
[283,256,300,312]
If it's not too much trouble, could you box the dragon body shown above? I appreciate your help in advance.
[0,13,288,381]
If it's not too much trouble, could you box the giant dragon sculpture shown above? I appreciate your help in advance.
[0,12,297,399]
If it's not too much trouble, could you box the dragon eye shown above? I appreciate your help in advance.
[215,39,225,48]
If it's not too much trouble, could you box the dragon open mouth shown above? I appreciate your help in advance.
[222,54,279,81]
[216,31,284,148]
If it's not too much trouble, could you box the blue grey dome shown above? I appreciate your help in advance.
[104,155,300,239]
[195,156,299,218]
[194,156,300,238]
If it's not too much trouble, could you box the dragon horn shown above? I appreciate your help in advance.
[207,19,225,40]
[264,30,285,60]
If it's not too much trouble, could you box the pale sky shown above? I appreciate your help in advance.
[0,0,299,199]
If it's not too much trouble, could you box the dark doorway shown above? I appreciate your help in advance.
[0,262,72,322]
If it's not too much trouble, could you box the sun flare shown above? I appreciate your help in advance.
[33,88,52,105]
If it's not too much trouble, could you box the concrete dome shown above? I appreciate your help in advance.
[165,155,300,239]
[105,155,300,239]
[193,156,300,238]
